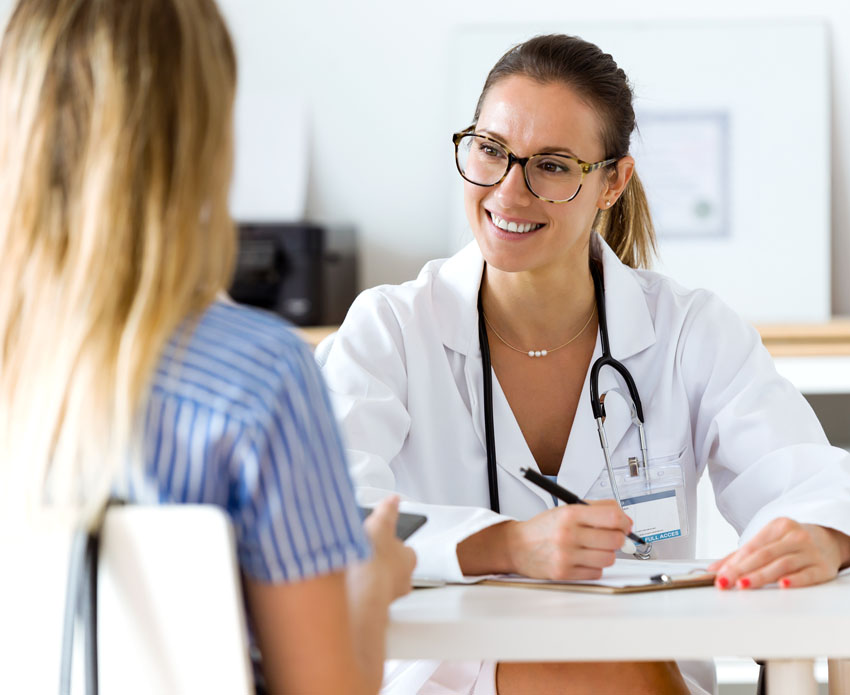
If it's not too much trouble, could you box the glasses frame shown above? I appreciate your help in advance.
[452,126,619,203]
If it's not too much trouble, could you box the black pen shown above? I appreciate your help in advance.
[520,467,647,546]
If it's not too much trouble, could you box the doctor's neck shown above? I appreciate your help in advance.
[481,257,596,345]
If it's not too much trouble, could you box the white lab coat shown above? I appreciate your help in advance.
[320,234,850,695]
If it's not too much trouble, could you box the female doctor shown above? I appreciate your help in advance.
[320,34,850,695]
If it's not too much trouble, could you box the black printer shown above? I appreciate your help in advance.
[229,222,357,326]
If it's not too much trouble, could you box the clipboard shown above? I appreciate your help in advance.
[478,572,715,594]
[454,559,716,594]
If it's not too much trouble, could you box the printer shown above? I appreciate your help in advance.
[229,222,357,326]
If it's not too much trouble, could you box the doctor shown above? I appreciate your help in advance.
[320,34,850,695]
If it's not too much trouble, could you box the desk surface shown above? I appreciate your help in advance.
[387,573,850,662]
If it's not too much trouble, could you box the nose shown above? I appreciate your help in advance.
[494,160,533,208]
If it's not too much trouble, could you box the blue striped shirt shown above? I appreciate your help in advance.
[126,300,370,583]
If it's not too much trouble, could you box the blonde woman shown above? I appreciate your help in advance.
[0,1,414,693]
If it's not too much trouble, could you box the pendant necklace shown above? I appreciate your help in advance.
[482,304,597,358]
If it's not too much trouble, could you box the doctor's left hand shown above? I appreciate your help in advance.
[709,518,850,590]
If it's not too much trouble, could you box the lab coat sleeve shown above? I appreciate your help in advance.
[680,293,850,545]
[320,290,512,581]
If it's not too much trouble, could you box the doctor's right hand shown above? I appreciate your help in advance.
[505,500,634,580]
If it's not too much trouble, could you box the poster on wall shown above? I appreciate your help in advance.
[631,112,730,240]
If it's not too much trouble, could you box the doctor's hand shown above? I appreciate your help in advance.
[505,500,634,580]
[709,518,850,590]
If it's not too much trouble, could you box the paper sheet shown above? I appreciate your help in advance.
[420,559,712,589]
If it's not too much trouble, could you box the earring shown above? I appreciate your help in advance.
[605,200,611,207]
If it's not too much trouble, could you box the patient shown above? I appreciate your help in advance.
[0,1,414,693]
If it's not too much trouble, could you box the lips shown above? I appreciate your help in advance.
[487,211,545,234]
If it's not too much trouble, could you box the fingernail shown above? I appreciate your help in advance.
[738,577,751,589]
[716,575,729,589]
[780,578,791,589]
[620,539,636,555]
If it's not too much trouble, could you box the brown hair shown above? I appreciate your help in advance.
[473,34,655,268]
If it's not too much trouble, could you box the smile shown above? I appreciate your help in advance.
[488,212,544,234]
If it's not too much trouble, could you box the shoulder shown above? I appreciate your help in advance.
[152,300,318,423]
[627,266,763,377]
[631,266,743,332]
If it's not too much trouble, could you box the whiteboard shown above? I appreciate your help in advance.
[448,21,830,322]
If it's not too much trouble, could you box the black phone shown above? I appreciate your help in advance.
[358,506,427,540]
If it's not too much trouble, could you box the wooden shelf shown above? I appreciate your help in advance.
[298,322,850,357]
[754,320,850,357]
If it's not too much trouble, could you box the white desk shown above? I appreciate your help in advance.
[388,573,850,695]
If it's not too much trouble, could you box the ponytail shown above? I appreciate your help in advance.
[594,170,656,269]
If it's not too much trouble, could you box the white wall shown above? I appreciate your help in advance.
[4,0,850,315]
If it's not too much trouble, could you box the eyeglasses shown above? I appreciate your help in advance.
[452,127,619,203]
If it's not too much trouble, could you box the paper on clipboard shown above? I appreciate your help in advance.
[460,559,715,594]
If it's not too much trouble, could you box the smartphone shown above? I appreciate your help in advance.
[358,506,427,540]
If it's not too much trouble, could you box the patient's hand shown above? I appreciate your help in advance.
[709,518,850,590]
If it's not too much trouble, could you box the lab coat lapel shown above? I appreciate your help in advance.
[431,243,495,478]
[433,244,551,506]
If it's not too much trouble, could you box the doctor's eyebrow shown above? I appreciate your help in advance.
[474,128,579,158]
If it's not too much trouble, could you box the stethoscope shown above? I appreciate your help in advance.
[477,259,653,559]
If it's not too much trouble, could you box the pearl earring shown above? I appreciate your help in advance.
[606,201,611,207]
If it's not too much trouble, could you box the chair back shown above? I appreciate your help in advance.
[2,505,254,694]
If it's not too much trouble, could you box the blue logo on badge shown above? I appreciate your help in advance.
[642,530,682,543]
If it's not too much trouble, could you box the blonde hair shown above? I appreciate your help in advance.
[0,0,237,525]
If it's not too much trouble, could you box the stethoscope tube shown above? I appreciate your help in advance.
[478,285,501,514]
[478,259,652,558]
[588,261,645,423]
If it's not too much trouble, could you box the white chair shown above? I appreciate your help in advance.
[2,505,254,694]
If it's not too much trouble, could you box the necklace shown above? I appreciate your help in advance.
[482,304,597,358]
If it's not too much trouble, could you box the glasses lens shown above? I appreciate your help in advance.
[526,154,583,202]
[456,135,508,185]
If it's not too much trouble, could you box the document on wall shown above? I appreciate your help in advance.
[415,559,716,594]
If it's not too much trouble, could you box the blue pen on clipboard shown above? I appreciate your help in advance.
[520,467,647,546]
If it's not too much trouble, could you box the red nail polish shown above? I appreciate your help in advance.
[780,578,791,589]
[717,575,729,589]
[739,577,751,589]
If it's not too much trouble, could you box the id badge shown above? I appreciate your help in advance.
[586,453,689,543]
[621,489,682,543]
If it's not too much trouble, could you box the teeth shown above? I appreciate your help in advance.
[490,213,541,234]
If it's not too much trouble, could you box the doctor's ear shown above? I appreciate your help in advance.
[597,155,635,210]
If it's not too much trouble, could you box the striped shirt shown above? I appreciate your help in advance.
[125,300,370,583]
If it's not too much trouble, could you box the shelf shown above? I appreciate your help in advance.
[756,320,850,357]
[296,321,850,394]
